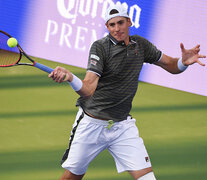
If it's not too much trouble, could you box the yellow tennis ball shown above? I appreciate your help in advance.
[7,37,18,48]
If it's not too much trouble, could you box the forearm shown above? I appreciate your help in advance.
[69,71,99,98]
[49,67,99,98]
[154,54,187,74]
[76,79,97,98]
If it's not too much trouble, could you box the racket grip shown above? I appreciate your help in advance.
[34,62,54,73]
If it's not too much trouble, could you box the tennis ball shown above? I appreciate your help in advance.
[7,37,18,48]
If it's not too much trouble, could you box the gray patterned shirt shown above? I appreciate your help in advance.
[77,34,162,121]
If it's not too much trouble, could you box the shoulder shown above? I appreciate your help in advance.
[131,35,159,52]
[90,36,110,56]
[92,36,109,47]
[130,35,150,44]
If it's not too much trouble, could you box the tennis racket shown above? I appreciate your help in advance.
[0,30,54,73]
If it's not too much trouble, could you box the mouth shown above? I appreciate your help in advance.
[115,33,123,38]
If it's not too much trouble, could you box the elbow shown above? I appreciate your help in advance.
[170,71,181,75]
[78,89,95,99]
[169,68,184,74]
[82,92,94,99]
[78,77,98,98]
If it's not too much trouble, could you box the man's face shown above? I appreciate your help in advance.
[106,16,131,45]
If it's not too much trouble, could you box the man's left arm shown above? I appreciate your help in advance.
[154,43,206,74]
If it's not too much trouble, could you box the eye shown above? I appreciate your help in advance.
[109,23,115,27]
[118,20,124,25]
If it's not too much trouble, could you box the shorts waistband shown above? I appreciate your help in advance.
[79,107,132,126]
[84,112,113,125]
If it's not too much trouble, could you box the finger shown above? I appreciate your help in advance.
[194,47,200,53]
[54,67,64,79]
[196,60,205,66]
[63,73,70,82]
[57,72,66,83]
[48,71,54,78]
[54,73,62,83]
[194,44,200,49]
[58,75,65,83]
[51,70,57,79]
[180,43,185,52]
[53,66,61,76]
[199,54,206,58]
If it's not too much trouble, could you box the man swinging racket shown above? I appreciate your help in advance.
[49,4,206,180]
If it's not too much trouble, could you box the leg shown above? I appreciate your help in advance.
[107,117,155,178]
[59,170,84,180]
[128,167,155,180]
[60,108,108,179]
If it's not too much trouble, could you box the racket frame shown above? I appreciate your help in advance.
[0,30,54,73]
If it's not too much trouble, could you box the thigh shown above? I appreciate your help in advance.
[108,118,152,173]
[61,110,107,175]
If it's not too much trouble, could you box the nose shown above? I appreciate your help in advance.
[114,24,120,32]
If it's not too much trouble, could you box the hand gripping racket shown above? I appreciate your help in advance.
[0,30,54,73]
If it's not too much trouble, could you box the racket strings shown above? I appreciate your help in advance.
[0,32,20,66]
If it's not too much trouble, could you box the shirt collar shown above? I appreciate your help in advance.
[108,34,136,46]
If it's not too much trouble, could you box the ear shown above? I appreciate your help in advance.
[105,23,109,30]
[127,18,132,26]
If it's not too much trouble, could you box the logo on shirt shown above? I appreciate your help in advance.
[90,59,97,66]
[90,54,100,61]
[135,49,138,55]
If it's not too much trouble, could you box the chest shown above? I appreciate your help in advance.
[104,43,144,76]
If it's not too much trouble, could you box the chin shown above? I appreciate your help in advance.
[115,37,124,41]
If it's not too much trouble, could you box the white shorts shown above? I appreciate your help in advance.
[61,107,152,175]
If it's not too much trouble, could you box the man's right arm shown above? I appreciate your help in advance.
[77,71,99,98]
[49,67,99,98]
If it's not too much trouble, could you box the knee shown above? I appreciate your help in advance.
[59,170,84,180]
[129,167,156,180]
[137,172,156,180]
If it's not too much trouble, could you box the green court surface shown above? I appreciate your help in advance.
[0,57,207,180]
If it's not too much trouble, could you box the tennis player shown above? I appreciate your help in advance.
[49,4,206,180]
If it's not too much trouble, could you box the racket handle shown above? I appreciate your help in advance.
[34,62,70,85]
[34,62,54,73]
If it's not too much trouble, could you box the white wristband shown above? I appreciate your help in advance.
[177,57,188,71]
[69,74,83,91]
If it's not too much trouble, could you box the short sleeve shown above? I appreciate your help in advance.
[139,36,162,64]
[87,41,105,76]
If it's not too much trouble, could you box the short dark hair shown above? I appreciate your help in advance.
[109,9,119,15]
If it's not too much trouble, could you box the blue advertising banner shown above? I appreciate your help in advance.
[1,0,207,96]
